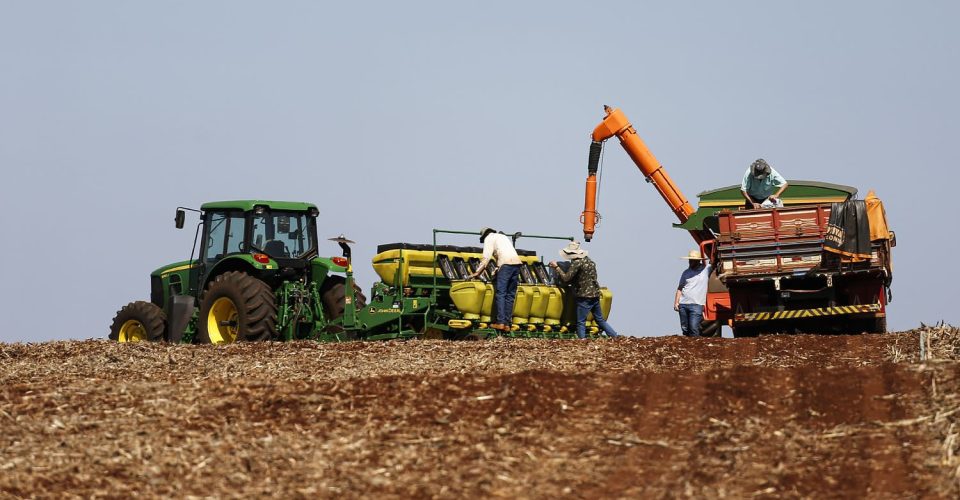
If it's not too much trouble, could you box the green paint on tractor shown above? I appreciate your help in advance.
[199,199,319,213]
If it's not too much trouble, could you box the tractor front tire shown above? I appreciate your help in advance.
[196,271,277,344]
[319,276,368,321]
[109,301,166,342]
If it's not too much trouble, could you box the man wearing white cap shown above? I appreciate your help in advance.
[549,241,619,339]
[468,227,523,331]
[674,250,712,337]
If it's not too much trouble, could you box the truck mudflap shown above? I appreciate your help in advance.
[735,303,882,323]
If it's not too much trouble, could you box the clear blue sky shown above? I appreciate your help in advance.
[1,1,956,342]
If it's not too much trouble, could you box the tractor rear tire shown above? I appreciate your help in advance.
[196,271,277,344]
[319,276,368,321]
[109,301,166,342]
[700,320,721,338]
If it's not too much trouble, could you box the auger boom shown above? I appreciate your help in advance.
[582,105,697,242]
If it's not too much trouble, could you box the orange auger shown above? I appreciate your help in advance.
[582,106,697,242]
[581,141,602,241]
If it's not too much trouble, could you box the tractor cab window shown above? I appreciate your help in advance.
[204,211,246,263]
[250,211,315,259]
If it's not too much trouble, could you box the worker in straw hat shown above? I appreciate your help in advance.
[674,249,712,337]
[549,241,619,339]
[468,227,523,332]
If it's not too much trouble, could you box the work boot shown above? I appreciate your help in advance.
[489,323,507,331]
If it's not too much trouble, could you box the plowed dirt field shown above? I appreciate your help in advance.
[2,329,960,498]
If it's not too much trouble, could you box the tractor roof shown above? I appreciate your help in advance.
[200,200,318,212]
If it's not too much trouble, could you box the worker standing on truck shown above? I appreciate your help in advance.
[468,227,523,332]
[741,158,788,209]
[549,242,620,339]
[674,250,711,337]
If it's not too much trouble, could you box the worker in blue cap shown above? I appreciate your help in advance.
[741,158,788,209]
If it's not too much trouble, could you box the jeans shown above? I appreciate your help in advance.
[678,303,704,337]
[576,297,619,339]
[494,264,521,326]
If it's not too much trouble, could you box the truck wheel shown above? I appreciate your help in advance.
[109,301,166,342]
[700,320,721,338]
[196,271,277,344]
[319,276,368,321]
[732,326,759,338]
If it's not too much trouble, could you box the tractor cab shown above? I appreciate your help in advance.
[176,201,322,292]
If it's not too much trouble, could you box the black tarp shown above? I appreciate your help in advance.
[824,200,872,260]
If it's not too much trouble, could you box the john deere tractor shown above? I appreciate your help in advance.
[109,200,367,344]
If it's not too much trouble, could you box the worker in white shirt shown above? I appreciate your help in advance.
[468,227,523,332]
[673,250,712,337]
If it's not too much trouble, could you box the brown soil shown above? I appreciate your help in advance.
[1,331,957,499]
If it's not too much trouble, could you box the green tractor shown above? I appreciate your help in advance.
[109,200,369,344]
[109,200,615,343]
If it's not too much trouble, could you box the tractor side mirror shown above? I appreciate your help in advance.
[175,209,185,229]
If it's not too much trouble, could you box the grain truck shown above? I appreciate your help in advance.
[581,106,895,336]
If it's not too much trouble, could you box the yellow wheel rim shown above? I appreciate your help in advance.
[207,297,240,344]
[118,319,148,342]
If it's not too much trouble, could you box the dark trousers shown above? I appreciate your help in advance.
[493,264,521,326]
[679,304,704,337]
[575,297,619,339]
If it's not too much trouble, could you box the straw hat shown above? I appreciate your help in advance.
[559,241,588,260]
[680,250,705,260]
[479,227,495,243]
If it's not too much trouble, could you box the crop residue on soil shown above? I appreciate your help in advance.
[1,328,959,498]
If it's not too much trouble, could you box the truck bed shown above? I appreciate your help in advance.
[714,204,885,280]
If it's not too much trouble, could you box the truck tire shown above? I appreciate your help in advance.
[861,316,887,334]
[700,320,721,338]
[196,271,277,344]
[319,276,368,321]
[109,301,166,342]
[732,326,759,338]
